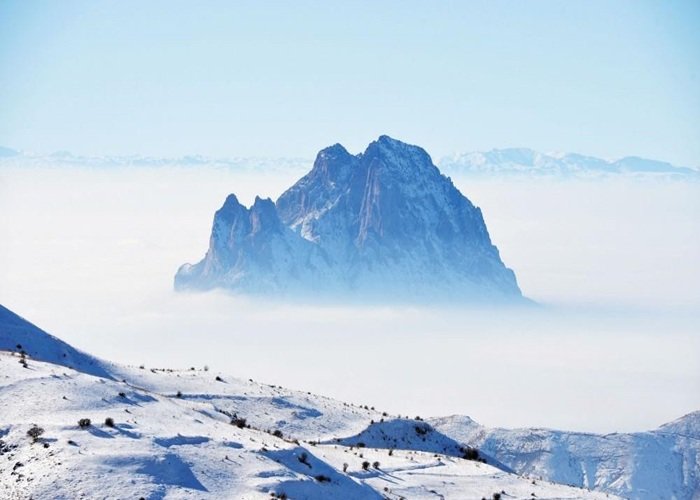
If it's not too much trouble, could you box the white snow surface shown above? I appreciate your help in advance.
[0,306,626,499]
[430,415,700,500]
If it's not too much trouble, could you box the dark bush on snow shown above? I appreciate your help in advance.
[104,417,115,428]
[78,418,91,429]
[462,447,480,461]
[415,425,429,436]
[231,417,247,428]
[27,425,44,442]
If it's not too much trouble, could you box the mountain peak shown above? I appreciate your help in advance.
[176,137,523,302]
[317,143,350,160]
[377,134,401,144]
[366,134,427,154]
[361,135,435,176]
[222,193,243,209]
[250,196,281,234]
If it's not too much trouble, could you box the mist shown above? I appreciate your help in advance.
[0,163,698,433]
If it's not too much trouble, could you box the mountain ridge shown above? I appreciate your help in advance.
[439,147,700,178]
[2,143,696,178]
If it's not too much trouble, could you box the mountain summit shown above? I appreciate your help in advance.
[175,136,523,302]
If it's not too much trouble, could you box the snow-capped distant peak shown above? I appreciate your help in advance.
[439,148,699,179]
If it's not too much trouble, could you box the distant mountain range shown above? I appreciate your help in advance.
[439,148,700,179]
[2,145,697,179]
[0,146,309,171]
[2,304,697,499]
[175,136,522,302]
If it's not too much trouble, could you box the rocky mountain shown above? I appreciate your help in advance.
[175,136,522,302]
[440,148,700,179]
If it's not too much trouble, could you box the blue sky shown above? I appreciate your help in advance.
[0,1,698,165]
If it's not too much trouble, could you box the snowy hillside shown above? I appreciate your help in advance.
[0,305,619,499]
[175,136,522,302]
[431,414,700,500]
[439,149,700,179]
[0,304,111,379]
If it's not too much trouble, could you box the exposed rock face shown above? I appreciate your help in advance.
[175,136,523,302]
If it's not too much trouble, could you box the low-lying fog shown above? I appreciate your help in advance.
[0,163,698,433]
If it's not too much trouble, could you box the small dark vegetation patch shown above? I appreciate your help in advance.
[298,451,310,467]
[414,425,429,436]
[231,417,247,428]
[78,418,91,429]
[27,425,44,442]
[461,446,481,461]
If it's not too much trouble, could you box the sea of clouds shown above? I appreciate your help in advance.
[0,161,698,432]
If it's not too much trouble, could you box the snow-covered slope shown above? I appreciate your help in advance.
[0,305,616,499]
[430,414,700,500]
[439,149,700,179]
[176,135,522,302]
[0,304,111,379]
